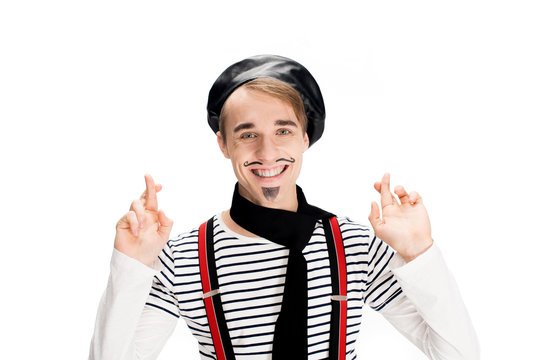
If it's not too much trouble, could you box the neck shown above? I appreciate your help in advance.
[238,183,299,212]
[221,210,258,237]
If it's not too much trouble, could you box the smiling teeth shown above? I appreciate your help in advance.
[252,166,286,178]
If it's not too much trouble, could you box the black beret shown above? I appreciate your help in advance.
[207,54,326,147]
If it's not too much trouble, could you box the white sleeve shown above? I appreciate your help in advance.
[379,244,480,360]
[89,249,178,360]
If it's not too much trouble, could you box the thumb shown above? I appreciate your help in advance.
[157,209,174,241]
[368,201,383,232]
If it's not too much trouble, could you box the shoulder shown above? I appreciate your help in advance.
[164,214,227,252]
[315,215,375,251]
[161,217,210,261]
[334,216,374,241]
[155,217,217,287]
[166,226,200,253]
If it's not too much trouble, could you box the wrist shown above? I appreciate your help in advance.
[400,237,434,263]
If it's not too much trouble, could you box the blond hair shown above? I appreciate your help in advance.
[219,77,308,143]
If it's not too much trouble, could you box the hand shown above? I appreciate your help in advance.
[114,174,174,266]
[368,173,433,262]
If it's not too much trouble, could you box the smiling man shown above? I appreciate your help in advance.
[216,79,308,210]
[89,55,479,360]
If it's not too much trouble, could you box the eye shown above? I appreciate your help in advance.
[240,132,257,139]
[276,129,291,135]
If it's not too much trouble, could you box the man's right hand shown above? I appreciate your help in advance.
[114,174,174,266]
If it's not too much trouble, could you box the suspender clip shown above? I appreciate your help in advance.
[331,295,348,302]
[202,289,220,299]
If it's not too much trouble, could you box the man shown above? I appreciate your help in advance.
[89,55,479,359]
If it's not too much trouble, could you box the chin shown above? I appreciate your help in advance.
[237,164,300,208]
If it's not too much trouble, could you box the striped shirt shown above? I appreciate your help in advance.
[146,213,403,360]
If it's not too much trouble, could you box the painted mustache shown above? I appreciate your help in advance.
[243,157,296,167]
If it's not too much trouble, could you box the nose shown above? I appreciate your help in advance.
[255,134,280,163]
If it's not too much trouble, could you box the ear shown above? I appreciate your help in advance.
[302,132,309,151]
[217,131,230,159]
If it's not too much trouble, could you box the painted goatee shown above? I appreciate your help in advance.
[262,187,280,201]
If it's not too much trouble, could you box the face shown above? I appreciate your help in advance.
[217,86,309,211]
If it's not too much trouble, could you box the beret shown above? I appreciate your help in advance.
[207,54,325,147]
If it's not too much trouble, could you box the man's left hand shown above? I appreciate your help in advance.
[368,173,433,263]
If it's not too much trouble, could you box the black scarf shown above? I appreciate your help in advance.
[229,183,333,360]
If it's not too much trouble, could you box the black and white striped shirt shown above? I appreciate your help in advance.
[146,213,402,360]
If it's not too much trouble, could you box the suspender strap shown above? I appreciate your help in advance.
[198,218,236,360]
[199,216,346,360]
[323,216,348,360]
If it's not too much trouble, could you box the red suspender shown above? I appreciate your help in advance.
[325,216,348,360]
[198,219,234,360]
[200,216,346,360]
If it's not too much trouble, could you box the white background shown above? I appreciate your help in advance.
[1,1,538,359]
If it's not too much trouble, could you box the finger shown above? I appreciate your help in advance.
[394,185,410,205]
[144,174,158,211]
[379,173,396,208]
[126,210,139,236]
[374,180,401,205]
[408,191,423,205]
[139,182,162,204]
[129,199,145,228]
[157,209,174,241]
[368,201,384,232]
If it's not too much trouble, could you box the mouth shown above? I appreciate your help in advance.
[251,165,289,179]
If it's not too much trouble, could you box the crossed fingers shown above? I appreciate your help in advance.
[374,173,422,207]
[139,174,162,210]
[128,175,162,232]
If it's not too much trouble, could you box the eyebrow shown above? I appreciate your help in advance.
[233,120,298,133]
[274,120,298,128]
[233,123,254,133]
